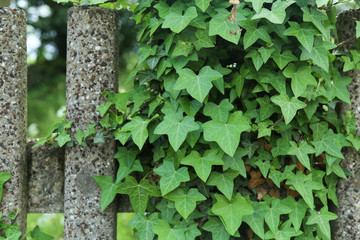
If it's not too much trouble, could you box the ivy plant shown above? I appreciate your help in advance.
[44,0,360,239]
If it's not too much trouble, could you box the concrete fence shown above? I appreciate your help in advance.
[0,5,359,240]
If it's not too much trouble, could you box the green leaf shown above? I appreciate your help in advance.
[4,226,22,240]
[174,66,223,103]
[203,217,232,240]
[252,0,295,24]
[193,29,215,50]
[258,46,275,63]
[94,176,120,211]
[165,188,206,219]
[153,220,186,240]
[162,7,198,33]
[0,172,11,201]
[30,226,54,240]
[240,20,271,49]
[265,220,303,239]
[114,147,142,182]
[203,111,251,156]
[154,113,199,151]
[325,71,352,104]
[243,201,268,239]
[271,50,297,70]
[172,40,193,57]
[128,213,160,240]
[255,158,271,177]
[286,171,323,209]
[301,38,335,72]
[207,169,239,201]
[223,148,248,178]
[212,193,254,235]
[181,150,224,182]
[306,207,337,240]
[154,161,190,195]
[195,0,211,12]
[117,176,160,213]
[245,49,264,71]
[357,21,360,39]
[55,131,72,147]
[244,0,273,13]
[209,9,241,44]
[264,198,293,234]
[271,94,307,124]
[178,98,202,118]
[122,116,154,150]
[284,22,318,52]
[310,122,328,141]
[203,99,234,123]
[287,141,315,170]
[287,198,308,232]
[257,122,272,138]
[302,7,330,41]
[257,95,278,121]
[312,129,344,159]
[138,45,157,64]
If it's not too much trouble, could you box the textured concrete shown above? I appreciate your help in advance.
[64,6,119,239]
[332,9,360,240]
[0,8,27,234]
[27,139,65,213]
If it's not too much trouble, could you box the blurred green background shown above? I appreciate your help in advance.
[8,0,137,238]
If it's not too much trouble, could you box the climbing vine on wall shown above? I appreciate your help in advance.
[44,0,360,239]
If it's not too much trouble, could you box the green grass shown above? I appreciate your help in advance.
[27,213,136,239]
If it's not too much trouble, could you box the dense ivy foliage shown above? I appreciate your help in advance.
[42,0,360,239]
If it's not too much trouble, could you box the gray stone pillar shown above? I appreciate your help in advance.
[0,8,27,234]
[64,6,118,239]
[332,9,360,240]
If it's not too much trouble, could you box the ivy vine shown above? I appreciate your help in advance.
[42,0,360,239]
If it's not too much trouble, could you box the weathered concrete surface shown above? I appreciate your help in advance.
[332,9,360,240]
[0,8,27,234]
[27,140,65,213]
[64,6,119,239]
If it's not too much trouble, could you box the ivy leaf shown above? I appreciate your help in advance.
[165,188,206,219]
[3,226,22,240]
[257,95,279,121]
[264,198,293,234]
[325,71,352,104]
[174,66,223,102]
[172,40,193,57]
[257,122,272,138]
[243,201,268,239]
[245,49,264,71]
[154,113,199,151]
[203,217,232,240]
[185,224,201,240]
[203,111,251,156]
[154,161,190,195]
[301,38,335,72]
[162,7,198,33]
[286,171,324,209]
[271,50,297,70]
[138,45,157,64]
[357,20,360,39]
[284,22,318,52]
[122,116,156,150]
[181,150,224,182]
[207,169,239,200]
[117,176,160,213]
[240,20,271,49]
[193,29,215,50]
[55,131,71,147]
[287,141,315,170]
[252,0,295,24]
[93,176,120,211]
[244,0,273,13]
[312,129,344,159]
[153,220,186,240]
[128,213,160,240]
[0,172,11,201]
[255,158,271,177]
[265,220,303,239]
[203,99,234,123]
[223,148,248,178]
[212,193,254,235]
[306,206,337,240]
[114,147,142,182]
[178,98,203,118]
[209,9,241,44]
[258,46,275,63]
[30,226,54,240]
[195,0,211,12]
[287,198,308,232]
[302,7,330,41]
[283,63,317,98]
[271,94,307,124]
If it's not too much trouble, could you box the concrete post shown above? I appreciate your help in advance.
[0,8,27,234]
[64,6,119,239]
[332,9,360,239]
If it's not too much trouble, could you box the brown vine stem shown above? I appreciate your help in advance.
[337,38,355,47]
[270,115,284,129]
